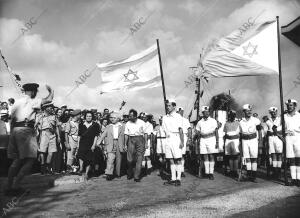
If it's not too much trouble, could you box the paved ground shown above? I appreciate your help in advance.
[0,171,299,218]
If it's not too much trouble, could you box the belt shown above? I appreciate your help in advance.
[267,131,282,136]
[113,139,118,140]
[157,136,166,139]
[14,121,35,128]
[129,135,143,137]
[200,132,215,139]
[225,134,240,140]
[241,133,257,140]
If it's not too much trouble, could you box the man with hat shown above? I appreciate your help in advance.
[162,99,184,186]
[266,107,283,179]
[177,107,191,178]
[6,83,54,195]
[37,102,60,174]
[223,110,240,178]
[239,104,261,182]
[65,109,81,173]
[282,99,300,186]
[195,106,219,180]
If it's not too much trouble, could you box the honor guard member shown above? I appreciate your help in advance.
[155,116,167,176]
[283,99,300,186]
[38,102,60,174]
[196,106,219,180]
[239,104,261,182]
[65,109,81,172]
[177,107,191,177]
[223,110,240,178]
[6,83,54,195]
[141,113,154,175]
[266,107,283,179]
[162,99,184,186]
[124,109,148,182]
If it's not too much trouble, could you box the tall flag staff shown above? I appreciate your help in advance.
[276,16,287,185]
[156,39,167,114]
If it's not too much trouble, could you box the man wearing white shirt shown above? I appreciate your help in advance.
[195,106,219,180]
[266,107,282,179]
[124,109,148,182]
[155,116,167,177]
[162,99,184,186]
[6,83,54,196]
[141,113,154,175]
[177,107,191,178]
[283,99,300,186]
[239,104,261,182]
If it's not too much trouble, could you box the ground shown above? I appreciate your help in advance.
[0,171,299,218]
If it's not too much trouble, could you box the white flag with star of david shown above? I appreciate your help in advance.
[202,19,279,77]
[96,44,161,93]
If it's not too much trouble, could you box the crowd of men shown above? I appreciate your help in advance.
[0,82,300,196]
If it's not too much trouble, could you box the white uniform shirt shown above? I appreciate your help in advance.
[266,117,282,132]
[239,116,261,134]
[145,121,153,135]
[162,111,183,134]
[196,117,218,134]
[11,96,42,122]
[112,122,121,139]
[124,119,146,136]
[284,112,300,135]
[180,116,191,134]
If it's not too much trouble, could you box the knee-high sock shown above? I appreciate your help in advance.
[142,160,146,168]
[204,161,209,174]
[147,160,152,169]
[272,160,278,168]
[246,162,251,171]
[296,167,300,180]
[290,166,296,179]
[209,161,215,174]
[181,159,185,173]
[277,161,282,168]
[170,164,176,181]
[252,162,257,171]
[176,164,182,180]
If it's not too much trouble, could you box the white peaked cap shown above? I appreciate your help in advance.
[201,105,209,111]
[269,107,278,112]
[242,104,252,110]
[168,98,176,104]
[285,99,297,105]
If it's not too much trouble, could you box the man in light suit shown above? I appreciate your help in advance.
[96,112,125,180]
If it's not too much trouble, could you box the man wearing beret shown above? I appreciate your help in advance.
[266,107,282,179]
[5,83,54,195]
[239,104,261,182]
[283,99,300,186]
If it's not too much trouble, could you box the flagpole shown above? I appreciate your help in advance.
[276,16,287,186]
[196,77,200,121]
[156,39,167,114]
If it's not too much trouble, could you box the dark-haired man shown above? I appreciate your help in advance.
[124,109,147,182]
[6,83,54,195]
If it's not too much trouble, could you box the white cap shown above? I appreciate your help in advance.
[285,99,297,105]
[0,109,8,115]
[269,107,278,112]
[201,106,209,111]
[167,98,176,104]
[242,104,252,110]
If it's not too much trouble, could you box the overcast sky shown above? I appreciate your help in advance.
[0,0,299,118]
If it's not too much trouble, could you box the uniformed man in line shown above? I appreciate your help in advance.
[177,107,191,178]
[266,107,283,179]
[5,83,54,195]
[223,110,240,178]
[141,113,154,175]
[239,104,261,182]
[65,109,81,173]
[154,116,167,177]
[195,106,219,180]
[124,109,148,182]
[37,102,60,174]
[162,99,184,186]
[282,99,300,186]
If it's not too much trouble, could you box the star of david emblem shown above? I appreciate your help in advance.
[242,42,258,58]
[123,69,139,82]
